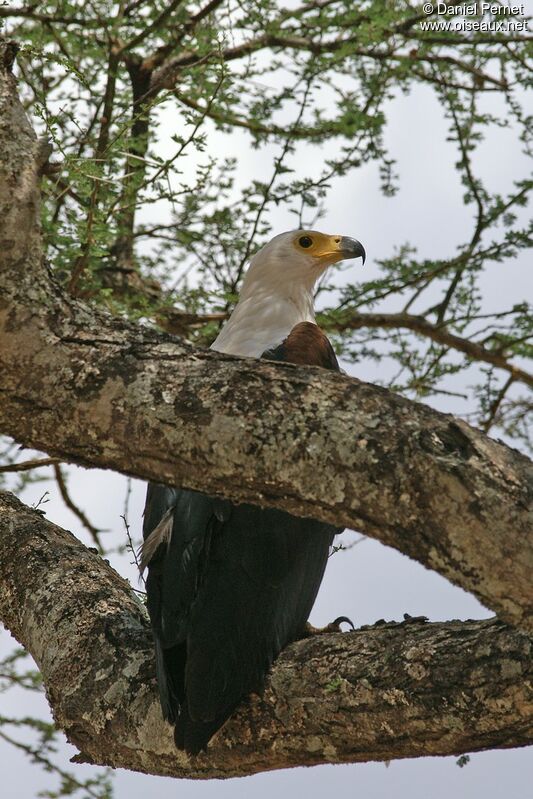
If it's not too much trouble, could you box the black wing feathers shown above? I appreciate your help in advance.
[143,323,342,754]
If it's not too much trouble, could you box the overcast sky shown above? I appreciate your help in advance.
[1,26,532,799]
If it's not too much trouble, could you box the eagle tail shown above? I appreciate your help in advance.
[174,706,231,756]
[154,638,185,725]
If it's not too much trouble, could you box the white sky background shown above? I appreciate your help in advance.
[1,22,533,798]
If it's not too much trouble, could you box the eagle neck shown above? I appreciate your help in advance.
[211,284,316,358]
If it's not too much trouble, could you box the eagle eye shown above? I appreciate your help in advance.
[298,235,313,248]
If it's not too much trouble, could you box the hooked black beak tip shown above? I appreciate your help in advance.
[340,236,366,264]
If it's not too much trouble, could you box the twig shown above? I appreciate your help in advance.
[329,535,367,557]
[481,375,515,433]
[121,512,145,587]
[0,457,58,473]
[32,491,50,511]
[229,73,315,297]
[0,729,106,799]
[435,86,487,324]
[53,464,105,551]
[323,310,533,389]
[121,0,186,54]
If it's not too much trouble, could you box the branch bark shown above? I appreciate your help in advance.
[0,40,532,635]
[0,490,531,777]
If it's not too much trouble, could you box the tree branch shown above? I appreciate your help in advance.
[151,34,507,95]
[0,40,532,634]
[52,463,105,551]
[0,456,59,473]
[0,490,531,777]
[323,310,533,389]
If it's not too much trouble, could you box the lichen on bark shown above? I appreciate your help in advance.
[0,491,531,778]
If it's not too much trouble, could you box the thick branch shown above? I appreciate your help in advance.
[0,41,532,633]
[0,491,531,777]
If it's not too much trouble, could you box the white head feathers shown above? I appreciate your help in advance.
[210,229,365,358]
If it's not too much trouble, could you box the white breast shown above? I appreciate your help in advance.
[211,289,315,358]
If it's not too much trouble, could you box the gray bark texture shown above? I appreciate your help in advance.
[0,40,532,775]
[0,491,532,777]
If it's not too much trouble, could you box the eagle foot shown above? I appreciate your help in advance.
[304,616,355,637]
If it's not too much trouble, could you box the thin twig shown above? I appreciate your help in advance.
[0,729,105,799]
[323,310,533,389]
[0,457,58,474]
[481,375,515,433]
[53,464,105,551]
[121,512,145,587]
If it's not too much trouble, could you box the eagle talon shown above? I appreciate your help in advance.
[304,616,355,636]
[331,615,355,630]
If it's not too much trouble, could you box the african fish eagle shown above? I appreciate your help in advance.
[141,229,366,754]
